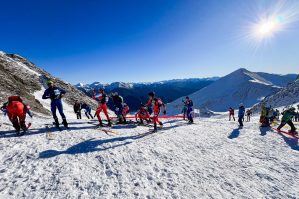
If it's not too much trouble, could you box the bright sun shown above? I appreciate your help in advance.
[252,16,282,40]
[241,0,299,50]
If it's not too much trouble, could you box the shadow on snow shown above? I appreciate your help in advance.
[39,133,150,159]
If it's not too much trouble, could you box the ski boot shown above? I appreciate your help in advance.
[97,120,104,127]
[288,130,298,136]
[159,122,163,128]
[107,120,112,127]
[12,121,21,135]
[20,121,28,134]
[62,118,69,128]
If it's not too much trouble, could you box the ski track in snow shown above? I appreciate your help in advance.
[0,115,298,199]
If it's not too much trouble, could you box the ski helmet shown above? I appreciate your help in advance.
[148,91,155,97]
[239,103,244,107]
[47,80,54,85]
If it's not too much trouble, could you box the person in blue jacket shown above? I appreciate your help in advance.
[238,103,245,127]
[81,102,94,119]
[42,80,68,128]
[185,96,194,123]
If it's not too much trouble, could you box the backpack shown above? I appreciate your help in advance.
[8,96,23,103]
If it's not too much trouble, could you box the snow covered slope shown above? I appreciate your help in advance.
[168,68,296,114]
[0,115,298,198]
[0,51,97,116]
[252,78,299,112]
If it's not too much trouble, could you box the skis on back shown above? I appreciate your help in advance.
[271,127,299,139]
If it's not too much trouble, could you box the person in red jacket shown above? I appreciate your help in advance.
[6,96,28,135]
[146,92,166,132]
[135,104,151,125]
[228,107,235,121]
[93,88,111,127]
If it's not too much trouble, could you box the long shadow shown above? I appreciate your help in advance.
[112,124,137,129]
[228,128,240,139]
[0,123,98,138]
[259,126,271,136]
[277,132,299,151]
[39,133,150,159]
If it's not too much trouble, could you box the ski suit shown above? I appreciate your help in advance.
[229,108,235,121]
[93,93,110,124]
[278,108,297,132]
[81,103,93,119]
[238,105,245,127]
[147,98,165,130]
[186,99,193,123]
[74,102,82,119]
[42,86,68,127]
[112,94,125,122]
[6,96,27,132]
[135,106,150,124]
[260,105,270,127]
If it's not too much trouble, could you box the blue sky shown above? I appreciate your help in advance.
[1,0,298,84]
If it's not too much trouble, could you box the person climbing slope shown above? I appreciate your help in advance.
[73,101,82,119]
[181,99,188,120]
[185,96,194,124]
[93,88,111,127]
[81,102,93,119]
[277,107,297,135]
[135,104,151,125]
[146,91,166,132]
[5,96,30,135]
[228,107,235,121]
[42,80,68,129]
[111,92,126,124]
[238,103,245,128]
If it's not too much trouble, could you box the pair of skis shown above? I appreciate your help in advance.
[271,127,299,139]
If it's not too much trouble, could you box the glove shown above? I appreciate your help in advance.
[163,110,166,115]
[115,107,119,112]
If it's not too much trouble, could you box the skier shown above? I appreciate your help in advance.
[181,99,188,120]
[42,80,68,129]
[146,92,166,132]
[73,101,82,119]
[93,88,111,127]
[5,96,29,135]
[111,92,126,124]
[228,107,235,121]
[277,107,297,135]
[238,103,245,128]
[185,96,194,123]
[246,109,252,122]
[135,104,151,125]
[260,103,270,127]
[81,102,93,119]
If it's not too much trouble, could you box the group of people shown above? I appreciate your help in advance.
[228,105,252,128]
[1,79,297,135]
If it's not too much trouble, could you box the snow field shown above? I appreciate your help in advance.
[0,115,298,199]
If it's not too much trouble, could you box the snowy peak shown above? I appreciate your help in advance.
[168,68,296,113]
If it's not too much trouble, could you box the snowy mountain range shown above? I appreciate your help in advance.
[75,78,219,111]
[168,68,297,114]
[0,51,97,115]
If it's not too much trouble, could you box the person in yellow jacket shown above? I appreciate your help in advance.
[260,103,270,127]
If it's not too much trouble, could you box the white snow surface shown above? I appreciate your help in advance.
[0,113,298,198]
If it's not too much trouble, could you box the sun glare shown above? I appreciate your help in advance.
[240,0,299,50]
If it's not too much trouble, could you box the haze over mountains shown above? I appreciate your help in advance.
[75,78,218,111]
